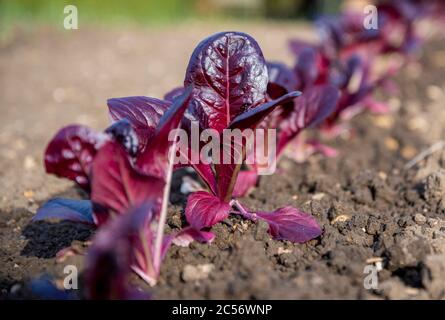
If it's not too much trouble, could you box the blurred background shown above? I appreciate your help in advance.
[0,0,368,201]
[0,0,346,30]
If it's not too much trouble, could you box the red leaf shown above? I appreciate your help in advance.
[85,202,158,296]
[220,91,299,201]
[229,91,301,130]
[267,61,299,95]
[288,39,317,56]
[105,119,139,157]
[256,206,322,243]
[108,96,170,153]
[278,85,339,156]
[90,141,164,224]
[44,125,106,190]
[164,87,185,102]
[136,87,192,178]
[294,47,320,86]
[232,170,258,198]
[185,191,231,229]
[172,226,215,247]
[184,32,268,133]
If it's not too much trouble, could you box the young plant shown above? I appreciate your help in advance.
[36,89,213,286]
[175,32,322,243]
[266,60,340,160]
[109,32,322,243]
[286,33,396,140]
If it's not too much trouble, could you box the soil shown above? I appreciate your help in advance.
[1,22,445,300]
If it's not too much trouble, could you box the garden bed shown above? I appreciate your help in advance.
[1,24,445,299]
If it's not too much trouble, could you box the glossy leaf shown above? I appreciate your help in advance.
[107,96,170,153]
[229,91,301,130]
[44,125,106,190]
[184,31,268,133]
[267,61,299,96]
[136,87,192,178]
[164,87,185,102]
[90,140,164,225]
[185,191,231,229]
[256,206,322,243]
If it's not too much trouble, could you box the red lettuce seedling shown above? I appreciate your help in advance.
[275,84,340,157]
[286,37,394,139]
[264,60,340,162]
[43,119,140,192]
[322,55,397,134]
[89,86,195,225]
[36,89,214,286]
[184,32,299,199]
[180,32,321,243]
[37,90,191,224]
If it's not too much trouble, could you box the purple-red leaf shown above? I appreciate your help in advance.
[213,136,244,201]
[232,170,258,198]
[105,119,139,157]
[217,90,299,201]
[172,226,215,247]
[190,161,218,195]
[184,31,268,133]
[107,96,170,153]
[185,191,231,229]
[278,85,339,155]
[164,87,185,102]
[256,206,322,243]
[288,39,317,56]
[44,125,106,190]
[85,202,156,298]
[33,198,94,224]
[294,47,319,87]
[229,91,301,130]
[136,87,192,178]
[90,141,164,225]
[267,61,299,95]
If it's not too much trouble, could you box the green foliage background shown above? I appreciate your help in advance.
[0,0,196,29]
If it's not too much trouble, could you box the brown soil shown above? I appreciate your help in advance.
[1,23,445,300]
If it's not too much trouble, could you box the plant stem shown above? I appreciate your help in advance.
[153,141,177,274]
[230,199,257,221]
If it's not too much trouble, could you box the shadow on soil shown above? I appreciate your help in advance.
[19,187,94,259]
